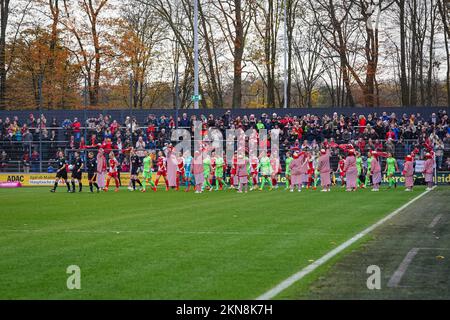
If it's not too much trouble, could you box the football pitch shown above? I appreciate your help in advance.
[0,186,444,299]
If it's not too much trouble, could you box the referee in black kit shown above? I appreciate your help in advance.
[50,151,71,193]
[70,151,84,193]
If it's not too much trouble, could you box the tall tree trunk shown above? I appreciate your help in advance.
[0,0,10,110]
[232,0,243,109]
[410,0,418,106]
[398,0,409,106]
[437,0,450,107]
[198,1,222,108]
[426,0,437,106]
[47,0,60,110]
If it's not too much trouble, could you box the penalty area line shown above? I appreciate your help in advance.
[255,186,436,300]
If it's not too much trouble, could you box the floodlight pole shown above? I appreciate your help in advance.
[175,39,180,130]
[38,74,43,172]
[84,76,88,144]
[193,0,199,109]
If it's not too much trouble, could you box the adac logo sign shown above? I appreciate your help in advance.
[1,173,134,186]
[6,175,25,183]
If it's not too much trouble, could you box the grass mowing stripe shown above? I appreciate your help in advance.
[255,186,434,300]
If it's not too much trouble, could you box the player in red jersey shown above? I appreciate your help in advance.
[306,153,315,189]
[249,154,259,191]
[104,151,120,192]
[155,150,169,191]
[210,151,217,188]
[338,155,346,187]
[270,150,281,189]
[229,151,238,189]
[176,152,185,191]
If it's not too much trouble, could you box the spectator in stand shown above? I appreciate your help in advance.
[22,152,30,173]
[110,120,120,135]
[62,118,72,140]
[374,139,383,151]
[69,135,76,150]
[27,114,36,130]
[135,136,146,159]
[434,139,445,170]
[445,157,450,171]
[385,138,395,155]
[356,137,365,152]
[90,134,98,147]
[358,115,366,133]
[101,138,113,155]
[0,150,9,172]
[121,157,130,173]
[146,123,156,140]
[365,138,375,152]
[23,129,33,153]
[386,128,396,141]
[147,136,156,150]
[31,149,40,172]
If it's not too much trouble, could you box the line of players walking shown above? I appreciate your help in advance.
[49,141,435,194]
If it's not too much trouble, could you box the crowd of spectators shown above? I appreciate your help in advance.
[0,109,449,173]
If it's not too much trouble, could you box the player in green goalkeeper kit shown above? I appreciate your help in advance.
[202,155,212,191]
[364,151,373,187]
[141,151,157,192]
[355,151,363,188]
[284,152,293,190]
[258,152,273,191]
[214,154,225,191]
[384,152,399,189]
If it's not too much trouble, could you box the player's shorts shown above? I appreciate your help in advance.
[108,172,118,178]
[131,167,139,175]
[387,168,395,176]
[215,170,223,177]
[56,171,67,180]
[72,171,82,180]
[203,171,210,178]
[143,171,152,179]
[157,170,167,176]
[88,172,97,180]
[185,172,192,178]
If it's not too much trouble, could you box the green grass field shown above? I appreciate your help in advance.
[0,186,429,299]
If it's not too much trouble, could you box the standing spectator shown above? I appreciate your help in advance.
[434,139,445,170]
[72,118,81,142]
[358,115,366,133]
[22,153,30,173]
[0,150,9,172]
[385,138,395,155]
[31,149,40,172]
[135,136,146,159]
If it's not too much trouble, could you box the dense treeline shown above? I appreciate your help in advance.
[0,0,449,110]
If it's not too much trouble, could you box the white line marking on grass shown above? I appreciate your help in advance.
[428,214,442,228]
[387,248,419,288]
[255,186,436,300]
[0,229,347,237]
